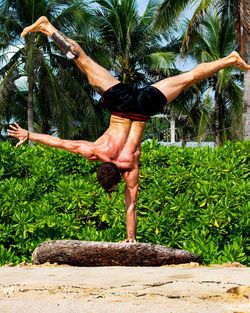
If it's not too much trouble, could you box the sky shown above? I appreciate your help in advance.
[137,0,149,14]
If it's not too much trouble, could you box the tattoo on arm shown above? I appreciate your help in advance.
[51,31,80,59]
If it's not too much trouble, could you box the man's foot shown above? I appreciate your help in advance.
[229,51,250,71]
[21,16,54,37]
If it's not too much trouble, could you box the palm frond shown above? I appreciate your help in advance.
[0,62,23,116]
[197,91,213,142]
[145,51,177,76]
[181,0,213,53]
[154,0,192,30]
[0,14,23,45]
[50,1,94,34]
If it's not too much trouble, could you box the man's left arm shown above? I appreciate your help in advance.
[123,166,139,243]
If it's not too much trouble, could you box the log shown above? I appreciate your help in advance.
[32,240,201,266]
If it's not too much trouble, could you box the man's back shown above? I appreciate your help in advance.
[93,115,146,170]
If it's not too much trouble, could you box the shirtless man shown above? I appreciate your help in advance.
[8,17,250,242]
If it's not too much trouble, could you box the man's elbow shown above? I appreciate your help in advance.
[60,140,79,154]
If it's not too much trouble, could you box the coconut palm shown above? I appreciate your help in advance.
[189,14,244,145]
[155,0,250,141]
[94,0,198,142]
[0,0,105,140]
[94,0,215,143]
[94,0,179,86]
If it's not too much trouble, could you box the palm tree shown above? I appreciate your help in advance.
[189,14,244,145]
[94,0,178,86]
[95,0,201,143]
[0,0,105,140]
[94,0,215,143]
[155,0,250,141]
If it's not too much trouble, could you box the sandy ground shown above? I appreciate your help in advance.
[0,263,249,313]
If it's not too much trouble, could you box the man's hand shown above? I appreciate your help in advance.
[8,123,29,147]
[121,239,137,244]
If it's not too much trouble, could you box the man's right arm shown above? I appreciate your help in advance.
[123,167,139,242]
[8,123,97,160]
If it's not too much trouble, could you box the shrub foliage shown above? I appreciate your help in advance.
[0,140,249,265]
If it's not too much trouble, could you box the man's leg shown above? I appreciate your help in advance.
[21,16,119,94]
[152,52,250,103]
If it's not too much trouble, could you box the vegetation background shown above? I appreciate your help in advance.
[0,141,249,266]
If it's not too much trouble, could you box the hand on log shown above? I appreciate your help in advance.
[120,239,137,243]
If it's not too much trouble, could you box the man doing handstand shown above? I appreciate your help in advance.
[8,17,250,242]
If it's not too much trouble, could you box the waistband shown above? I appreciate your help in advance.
[111,111,150,122]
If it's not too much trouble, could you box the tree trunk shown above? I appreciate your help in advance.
[170,116,175,143]
[241,0,250,140]
[214,92,223,146]
[27,77,34,135]
[244,71,250,139]
[32,240,201,266]
[25,39,36,143]
[243,41,250,140]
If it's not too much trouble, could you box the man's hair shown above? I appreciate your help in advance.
[97,162,121,192]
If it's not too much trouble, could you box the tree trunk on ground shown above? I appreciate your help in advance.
[32,240,201,266]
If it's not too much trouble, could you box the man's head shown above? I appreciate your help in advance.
[97,162,121,192]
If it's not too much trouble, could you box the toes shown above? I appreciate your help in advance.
[20,28,28,37]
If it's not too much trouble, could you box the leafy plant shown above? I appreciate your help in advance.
[0,140,250,265]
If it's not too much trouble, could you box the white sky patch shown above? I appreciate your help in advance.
[138,0,149,14]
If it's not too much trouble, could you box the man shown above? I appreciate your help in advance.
[8,16,250,242]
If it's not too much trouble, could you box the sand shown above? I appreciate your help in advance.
[0,263,249,313]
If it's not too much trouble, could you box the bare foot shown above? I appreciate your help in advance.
[230,51,250,71]
[21,16,54,37]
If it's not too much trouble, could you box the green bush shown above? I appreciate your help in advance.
[0,140,249,265]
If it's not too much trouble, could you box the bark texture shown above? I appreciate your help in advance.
[244,71,250,139]
[32,240,201,266]
[242,0,250,140]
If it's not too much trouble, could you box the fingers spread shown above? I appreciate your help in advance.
[7,129,13,133]
[9,124,18,130]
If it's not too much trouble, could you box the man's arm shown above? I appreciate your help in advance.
[123,166,139,242]
[8,123,97,160]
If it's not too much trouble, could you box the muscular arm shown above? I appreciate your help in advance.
[117,122,144,242]
[8,123,97,160]
[123,166,139,242]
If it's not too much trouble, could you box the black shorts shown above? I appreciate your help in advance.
[100,83,167,121]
